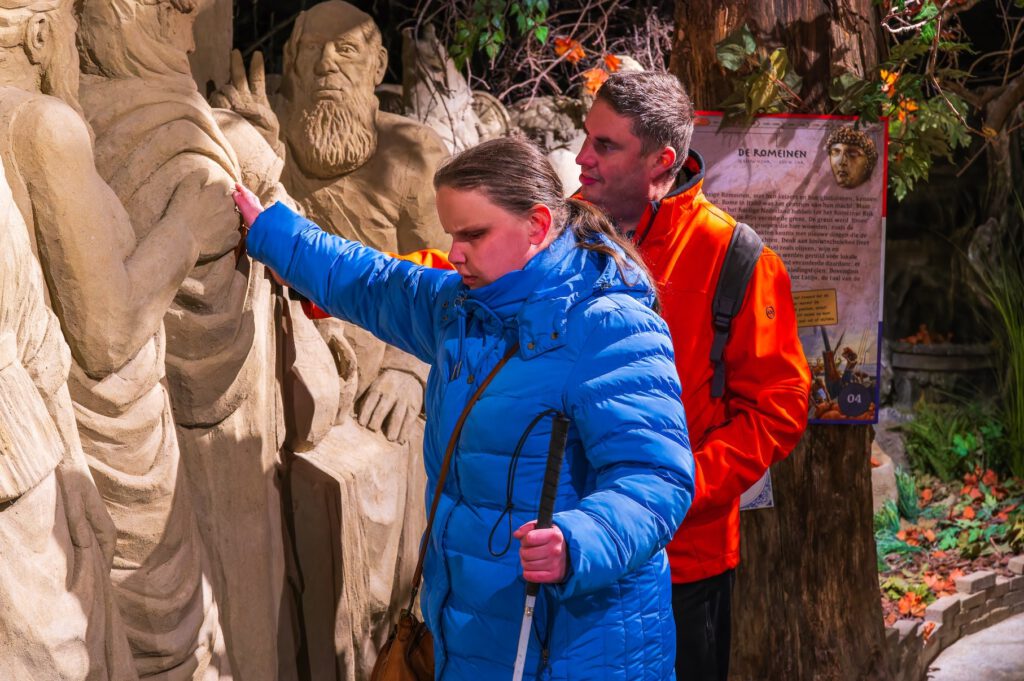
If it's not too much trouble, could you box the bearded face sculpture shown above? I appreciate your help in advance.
[278,4,388,179]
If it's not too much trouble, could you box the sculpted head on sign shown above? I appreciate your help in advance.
[0,0,80,108]
[77,0,199,79]
[826,126,877,189]
[279,0,388,179]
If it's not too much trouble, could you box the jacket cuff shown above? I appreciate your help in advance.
[549,509,613,600]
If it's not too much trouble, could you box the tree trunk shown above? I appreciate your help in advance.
[671,2,892,679]
[732,428,890,681]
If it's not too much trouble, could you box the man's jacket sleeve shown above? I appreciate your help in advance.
[247,202,452,364]
[552,307,694,598]
[690,252,810,516]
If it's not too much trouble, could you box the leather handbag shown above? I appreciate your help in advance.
[370,344,520,681]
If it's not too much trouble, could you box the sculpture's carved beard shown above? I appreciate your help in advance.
[285,90,379,180]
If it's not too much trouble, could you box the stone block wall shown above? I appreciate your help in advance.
[886,556,1024,681]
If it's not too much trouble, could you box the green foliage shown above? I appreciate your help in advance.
[449,0,550,69]
[901,401,1011,481]
[874,499,920,569]
[714,26,803,124]
[714,7,977,201]
[895,467,920,521]
[1008,510,1024,553]
[880,574,933,602]
[875,499,901,534]
[973,198,1024,477]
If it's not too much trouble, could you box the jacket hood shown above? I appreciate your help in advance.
[437,226,655,360]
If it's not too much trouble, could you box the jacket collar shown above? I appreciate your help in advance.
[633,149,706,246]
[437,227,654,359]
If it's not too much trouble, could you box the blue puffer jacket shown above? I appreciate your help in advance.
[248,203,694,680]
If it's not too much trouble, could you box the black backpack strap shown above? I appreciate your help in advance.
[710,222,764,398]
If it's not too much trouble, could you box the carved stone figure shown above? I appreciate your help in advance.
[0,120,137,681]
[401,24,482,153]
[213,2,449,676]
[74,1,296,679]
[0,1,232,678]
[376,25,512,154]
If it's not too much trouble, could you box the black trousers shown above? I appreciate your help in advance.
[672,569,736,681]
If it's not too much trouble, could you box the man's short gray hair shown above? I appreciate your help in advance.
[595,71,695,177]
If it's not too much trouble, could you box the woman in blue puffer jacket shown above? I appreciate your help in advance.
[235,136,694,680]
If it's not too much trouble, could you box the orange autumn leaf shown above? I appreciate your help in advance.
[898,592,925,617]
[871,455,881,467]
[922,621,936,643]
[962,505,976,520]
[924,529,937,543]
[603,54,622,72]
[997,510,1009,521]
[880,69,899,98]
[949,568,965,581]
[554,36,585,64]
[964,472,978,485]
[933,550,947,558]
[982,469,999,487]
[896,529,908,541]
[920,487,934,503]
[897,98,919,122]
[968,487,983,500]
[581,67,609,95]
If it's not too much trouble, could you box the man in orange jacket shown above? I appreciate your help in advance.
[575,71,811,680]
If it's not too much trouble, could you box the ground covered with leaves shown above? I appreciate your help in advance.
[876,469,1024,627]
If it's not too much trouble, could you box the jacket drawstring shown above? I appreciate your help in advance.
[451,312,466,380]
[450,296,514,382]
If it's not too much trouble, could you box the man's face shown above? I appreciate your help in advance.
[437,187,542,289]
[829,142,871,188]
[575,98,660,226]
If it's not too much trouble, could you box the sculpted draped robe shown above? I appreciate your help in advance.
[0,145,136,681]
[80,73,290,681]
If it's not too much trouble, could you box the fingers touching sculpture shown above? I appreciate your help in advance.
[214,3,449,677]
[76,1,300,678]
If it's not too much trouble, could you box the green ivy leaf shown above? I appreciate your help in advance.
[715,24,757,72]
[534,25,549,43]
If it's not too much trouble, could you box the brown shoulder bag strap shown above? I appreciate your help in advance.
[406,342,521,612]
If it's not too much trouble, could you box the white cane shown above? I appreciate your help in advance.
[511,413,570,681]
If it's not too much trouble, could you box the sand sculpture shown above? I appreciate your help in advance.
[375,25,512,154]
[0,0,231,678]
[0,0,459,678]
[214,2,450,677]
[0,120,136,681]
[71,0,316,678]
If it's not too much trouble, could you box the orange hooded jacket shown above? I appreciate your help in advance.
[634,151,810,583]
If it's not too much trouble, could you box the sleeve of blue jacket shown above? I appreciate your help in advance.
[553,305,694,599]
[246,201,453,364]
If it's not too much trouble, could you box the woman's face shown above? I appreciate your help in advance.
[436,187,551,289]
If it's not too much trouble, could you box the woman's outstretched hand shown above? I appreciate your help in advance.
[514,521,568,583]
[233,182,264,228]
